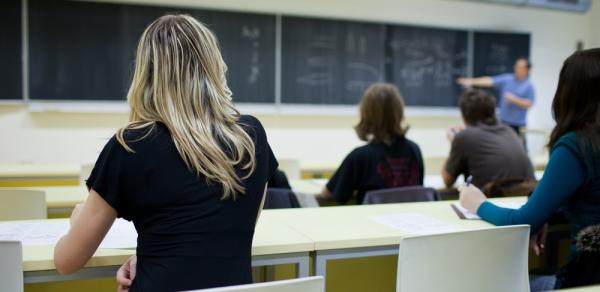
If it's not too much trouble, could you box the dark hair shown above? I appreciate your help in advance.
[354,83,408,145]
[459,90,497,126]
[561,225,600,288]
[516,57,532,69]
[548,48,600,158]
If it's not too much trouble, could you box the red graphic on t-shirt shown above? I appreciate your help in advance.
[377,158,420,187]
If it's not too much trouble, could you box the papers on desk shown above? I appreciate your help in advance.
[0,220,69,246]
[369,213,464,234]
[0,219,137,248]
[99,219,137,249]
[451,201,526,220]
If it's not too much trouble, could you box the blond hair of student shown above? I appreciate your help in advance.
[117,14,255,199]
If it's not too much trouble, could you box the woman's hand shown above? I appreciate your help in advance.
[530,223,549,256]
[458,184,487,213]
[116,255,137,292]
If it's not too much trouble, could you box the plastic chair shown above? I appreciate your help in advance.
[263,188,301,209]
[0,189,46,220]
[278,159,301,181]
[0,241,23,292]
[190,276,324,292]
[396,225,530,292]
[362,186,438,204]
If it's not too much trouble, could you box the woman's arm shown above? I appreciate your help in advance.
[54,189,117,274]
[460,146,585,233]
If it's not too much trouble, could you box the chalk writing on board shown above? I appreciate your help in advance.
[242,25,261,85]
[484,43,511,73]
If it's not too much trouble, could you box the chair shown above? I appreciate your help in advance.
[0,189,46,220]
[0,241,23,292]
[396,225,530,292]
[277,159,301,181]
[482,178,538,198]
[263,188,301,209]
[191,276,324,292]
[362,186,438,204]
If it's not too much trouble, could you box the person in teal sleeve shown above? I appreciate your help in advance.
[459,48,600,290]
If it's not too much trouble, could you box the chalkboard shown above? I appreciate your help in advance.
[0,0,22,100]
[281,17,385,104]
[473,31,530,77]
[29,0,275,103]
[473,31,530,103]
[386,25,468,107]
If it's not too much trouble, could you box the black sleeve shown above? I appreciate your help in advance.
[86,136,131,220]
[268,170,292,189]
[326,151,358,204]
[414,143,425,185]
[445,135,468,179]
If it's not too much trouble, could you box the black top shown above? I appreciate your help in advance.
[326,137,424,204]
[86,115,278,292]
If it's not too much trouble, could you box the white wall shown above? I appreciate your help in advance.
[1,0,596,172]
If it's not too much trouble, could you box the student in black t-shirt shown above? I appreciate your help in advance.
[53,15,278,292]
[320,83,424,204]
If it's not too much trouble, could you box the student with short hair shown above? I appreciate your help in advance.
[443,89,535,189]
[321,83,424,204]
[457,57,535,139]
[53,15,278,292]
[460,48,600,290]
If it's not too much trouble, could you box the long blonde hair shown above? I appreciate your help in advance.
[117,14,256,199]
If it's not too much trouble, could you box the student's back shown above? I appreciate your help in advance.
[322,83,424,204]
[53,15,277,292]
[447,123,534,188]
[87,116,275,291]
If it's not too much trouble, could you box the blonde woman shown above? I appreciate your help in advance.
[54,15,278,291]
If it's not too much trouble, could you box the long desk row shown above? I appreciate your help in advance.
[16,197,525,287]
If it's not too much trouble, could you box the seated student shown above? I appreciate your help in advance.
[443,89,535,189]
[320,83,424,204]
[268,169,292,189]
[460,48,600,290]
[53,15,277,292]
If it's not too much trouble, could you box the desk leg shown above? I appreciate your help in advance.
[314,245,398,288]
[252,252,310,278]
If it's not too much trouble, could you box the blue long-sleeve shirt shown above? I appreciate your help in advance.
[477,144,586,234]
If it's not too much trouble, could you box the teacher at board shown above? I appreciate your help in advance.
[456,58,535,144]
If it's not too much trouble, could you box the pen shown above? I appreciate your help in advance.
[466,175,473,186]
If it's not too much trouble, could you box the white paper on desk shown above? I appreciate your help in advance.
[99,218,137,249]
[0,221,68,246]
[451,201,526,220]
[368,213,464,234]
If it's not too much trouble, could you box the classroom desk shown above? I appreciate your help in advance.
[0,164,80,187]
[21,215,314,283]
[265,197,526,284]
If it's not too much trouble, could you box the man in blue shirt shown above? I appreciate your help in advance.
[457,58,535,141]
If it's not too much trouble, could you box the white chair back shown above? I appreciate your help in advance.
[397,225,530,292]
[0,241,23,292]
[278,159,301,180]
[0,189,46,220]
[191,276,324,292]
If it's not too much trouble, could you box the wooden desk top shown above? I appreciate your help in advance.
[21,216,314,272]
[265,197,526,250]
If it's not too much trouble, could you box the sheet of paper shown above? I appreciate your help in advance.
[451,201,526,220]
[369,213,464,234]
[99,218,137,249]
[0,221,69,246]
